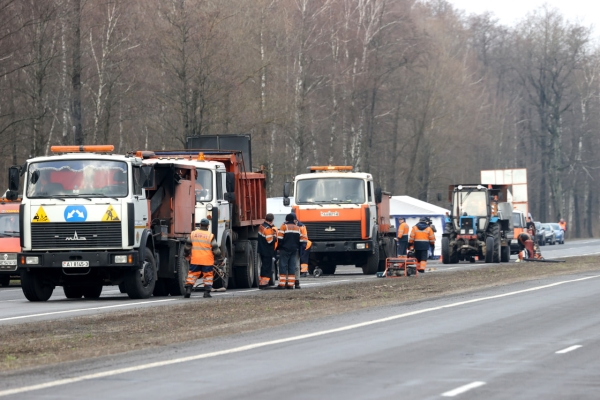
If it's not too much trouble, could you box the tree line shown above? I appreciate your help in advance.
[1,0,598,237]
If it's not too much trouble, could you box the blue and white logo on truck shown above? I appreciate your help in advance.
[64,205,87,222]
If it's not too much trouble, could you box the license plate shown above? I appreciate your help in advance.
[62,261,90,268]
[0,260,16,266]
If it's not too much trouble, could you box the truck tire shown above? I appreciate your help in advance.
[118,283,127,293]
[234,243,254,288]
[20,269,54,302]
[0,275,10,287]
[125,248,156,299]
[63,285,83,299]
[361,249,379,275]
[251,240,259,288]
[442,237,451,264]
[82,285,103,299]
[321,263,336,275]
[485,236,494,263]
[168,245,188,296]
[501,245,510,262]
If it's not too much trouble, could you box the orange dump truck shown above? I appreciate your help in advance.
[283,166,396,275]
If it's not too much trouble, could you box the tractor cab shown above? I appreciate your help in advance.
[451,185,490,238]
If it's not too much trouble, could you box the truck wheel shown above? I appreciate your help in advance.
[361,249,379,275]
[321,263,336,275]
[168,245,188,296]
[251,240,259,288]
[20,269,54,302]
[124,248,156,299]
[234,243,254,288]
[501,245,510,262]
[118,283,127,293]
[63,285,83,299]
[82,285,103,299]
[442,237,451,265]
[485,236,494,263]
[0,275,10,287]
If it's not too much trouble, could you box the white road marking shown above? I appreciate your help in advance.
[442,381,486,397]
[555,345,582,354]
[0,299,178,322]
[0,274,598,397]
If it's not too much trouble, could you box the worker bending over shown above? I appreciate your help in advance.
[408,217,435,272]
[516,231,543,261]
[277,213,307,289]
[258,213,277,289]
[183,218,222,298]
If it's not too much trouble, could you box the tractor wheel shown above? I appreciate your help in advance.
[500,245,510,262]
[491,224,501,263]
[485,236,494,263]
[442,237,451,265]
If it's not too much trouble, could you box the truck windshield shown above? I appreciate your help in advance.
[454,190,487,217]
[0,213,19,236]
[26,160,128,198]
[513,213,524,228]
[195,169,213,201]
[296,178,365,204]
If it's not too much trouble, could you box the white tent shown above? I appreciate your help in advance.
[390,196,450,257]
[267,197,294,227]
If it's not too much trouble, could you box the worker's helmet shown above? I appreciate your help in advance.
[200,218,210,226]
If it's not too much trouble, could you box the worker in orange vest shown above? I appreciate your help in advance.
[277,213,307,289]
[515,231,543,261]
[559,219,567,233]
[396,217,409,256]
[258,213,277,289]
[408,218,435,272]
[183,218,222,298]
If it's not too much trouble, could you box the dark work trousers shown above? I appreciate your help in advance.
[413,249,428,263]
[397,240,408,256]
[260,254,273,279]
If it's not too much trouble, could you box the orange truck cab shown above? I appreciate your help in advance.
[0,197,21,286]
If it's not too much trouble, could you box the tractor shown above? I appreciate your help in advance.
[442,184,513,264]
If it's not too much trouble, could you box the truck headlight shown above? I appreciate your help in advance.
[206,203,213,211]
[114,255,128,264]
[26,256,39,265]
[356,243,366,249]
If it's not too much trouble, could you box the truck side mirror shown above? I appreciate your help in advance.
[225,172,235,193]
[8,166,20,191]
[375,187,382,204]
[140,165,155,188]
[283,197,290,206]
[283,182,291,198]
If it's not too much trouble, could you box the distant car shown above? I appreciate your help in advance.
[549,223,565,244]
[540,223,556,245]
[534,221,545,246]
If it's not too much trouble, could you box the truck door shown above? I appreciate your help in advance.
[215,170,230,245]
[368,181,377,235]
[132,165,149,247]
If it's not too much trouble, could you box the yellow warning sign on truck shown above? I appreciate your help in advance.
[102,205,120,221]
[32,206,50,223]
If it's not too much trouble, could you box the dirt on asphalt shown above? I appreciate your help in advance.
[1,256,599,372]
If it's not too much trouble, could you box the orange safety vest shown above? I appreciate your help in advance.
[558,221,567,231]
[409,225,435,249]
[190,230,215,266]
[398,222,409,240]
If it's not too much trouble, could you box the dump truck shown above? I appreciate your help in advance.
[282,166,396,275]
[442,184,513,264]
[0,196,20,287]
[136,134,266,289]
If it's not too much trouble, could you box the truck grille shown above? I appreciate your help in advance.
[31,222,122,249]
[303,222,362,241]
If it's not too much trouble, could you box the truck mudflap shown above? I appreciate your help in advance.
[310,240,374,253]
[17,251,139,269]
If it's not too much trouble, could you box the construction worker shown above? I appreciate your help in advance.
[183,218,222,298]
[294,214,309,288]
[515,231,543,261]
[396,217,409,256]
[408,217,435,273]
[559,218,567,233]
[277,213,307,289]
[257,213,277,289]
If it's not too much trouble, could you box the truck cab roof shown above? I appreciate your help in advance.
[295,172,373,181]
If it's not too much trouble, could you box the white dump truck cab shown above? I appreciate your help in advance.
[10,145,157,301]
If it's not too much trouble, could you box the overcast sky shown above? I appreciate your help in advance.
[447,0,597,30]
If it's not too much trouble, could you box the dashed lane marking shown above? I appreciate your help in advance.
[442,381,486,397]
[1,274,598,397]
[556,345,582,354]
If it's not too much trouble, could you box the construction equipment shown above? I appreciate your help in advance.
[442,184,513,264]
[283,166,396,275]
[378,255,419,278]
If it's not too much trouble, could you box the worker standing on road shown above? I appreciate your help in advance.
[559,218,567,233]
[294,214,310,288]
[515,231,543,261]
[277,213,307,289]
[408,217,435,273]
[258,213,277,289]
[396,217,409,256]
[183,218,222,298]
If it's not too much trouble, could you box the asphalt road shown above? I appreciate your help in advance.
[1,239,599,327]
[1,264,599,398]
